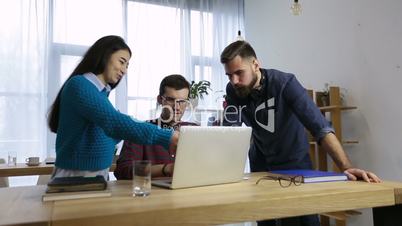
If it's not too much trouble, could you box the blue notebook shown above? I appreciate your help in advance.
[269,169,348,183]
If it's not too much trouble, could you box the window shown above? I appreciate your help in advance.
[50,0,124,90]
[191,10,213,83]
[126,2,182,120]
[45,0,125,151]
[0,0,48,161]
[0,0,243,161]
[125,1,218,121]
[53,0,123,46]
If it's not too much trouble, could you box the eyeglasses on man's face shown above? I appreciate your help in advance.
[161,96,189,106]
[256,175,303,188]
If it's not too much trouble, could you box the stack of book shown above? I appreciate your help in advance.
[268,169,348,183]
[43,176,111,202]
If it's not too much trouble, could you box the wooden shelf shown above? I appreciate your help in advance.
[319,105,357,112]
[342,140,359,144]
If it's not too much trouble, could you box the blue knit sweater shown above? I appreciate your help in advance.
[55,75,173,171]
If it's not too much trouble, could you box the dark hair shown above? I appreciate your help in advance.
[220,40,257,64]
[159,74,190,96]
[47,35,131,133]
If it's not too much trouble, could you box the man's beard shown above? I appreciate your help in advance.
[234,73,258,98]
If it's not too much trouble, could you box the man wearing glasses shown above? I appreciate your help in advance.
[114,74,197,179]
[220,41,381,226]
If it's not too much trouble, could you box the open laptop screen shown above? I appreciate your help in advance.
[153,126,251,189]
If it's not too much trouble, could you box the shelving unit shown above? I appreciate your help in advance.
[308,87,358,171]
[308,86,361,226]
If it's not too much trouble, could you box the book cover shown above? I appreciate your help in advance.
[42,190,111,202]
[46,176,107,193]
[268,169,348,183]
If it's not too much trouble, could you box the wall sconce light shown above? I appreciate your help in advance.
[291,0,302,16]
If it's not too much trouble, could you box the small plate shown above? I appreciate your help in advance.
[26,162,40,166]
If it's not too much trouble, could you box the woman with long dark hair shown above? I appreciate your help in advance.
[48,35,178,179]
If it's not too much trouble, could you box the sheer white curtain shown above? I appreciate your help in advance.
[123,0,244,123]
[0,0,49,163]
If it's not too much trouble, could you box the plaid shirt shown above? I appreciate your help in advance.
[114,119,198,180]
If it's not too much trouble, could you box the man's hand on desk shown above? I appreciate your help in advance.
[320,133,381,183]
[344,168,381,183]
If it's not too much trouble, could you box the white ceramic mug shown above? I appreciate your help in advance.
[26,157,40,165]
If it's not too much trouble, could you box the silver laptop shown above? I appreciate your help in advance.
[152,126,252,189]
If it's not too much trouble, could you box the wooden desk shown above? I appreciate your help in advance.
[1,172,401,226]
[0,163,117,177]
[0,163,54,177]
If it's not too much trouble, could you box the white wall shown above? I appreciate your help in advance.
[244,1,402,225]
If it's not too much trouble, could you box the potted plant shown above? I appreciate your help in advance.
[317,83,346,106]
[319,83,330,107]
[189,80,212,107]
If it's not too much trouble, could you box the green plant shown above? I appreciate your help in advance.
[320,83,347,106]
[190,80,212,99]
[316,83,331,106]
[322,83,330,96]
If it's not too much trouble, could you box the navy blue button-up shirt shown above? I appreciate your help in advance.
[224,68,334,171]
